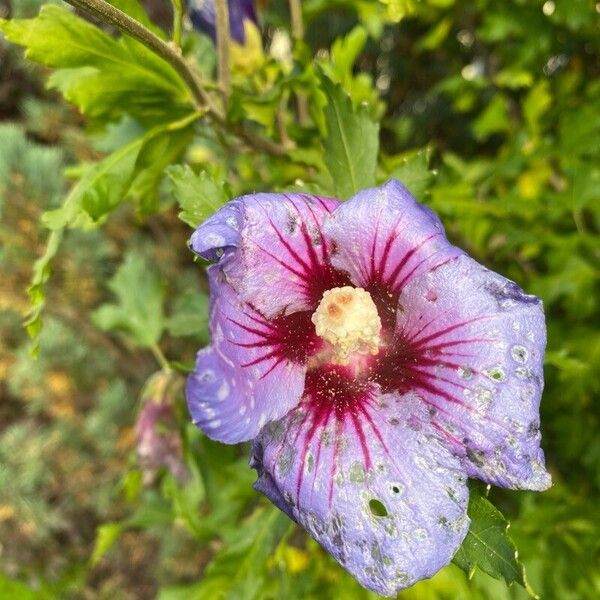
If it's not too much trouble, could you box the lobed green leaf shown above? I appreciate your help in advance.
[92,251,165,348]
[166,165,229,228]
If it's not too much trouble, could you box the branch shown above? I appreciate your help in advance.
[232,122,292,155]
[288,0,309,126]
[215,0,231,101]
[289,0,304,39]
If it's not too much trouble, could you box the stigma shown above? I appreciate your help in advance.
[311,286,382,365]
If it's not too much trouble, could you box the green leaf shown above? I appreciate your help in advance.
[0,5,190,126]
[129,122,197,216]
[385,147,434,199]
[0,574,37,600]
[453,489,537,597]
[166,289,209,340]
[473,94,510,141]
[43,113,198,227]
[40,138,142,229]
[92,251,165,347]
[90,522,124,566]
[494,68,534,89]
[124,497,175,529]
[417,16,452,51]
[159,505,292,600]
[523,80,552,134]
[166,165,229,228]
[160,469,207,539]
[330,25,368,85]
[319,26,380,112]
[24,229,64,354]
[321,77,379,199]
[81,140,144,222]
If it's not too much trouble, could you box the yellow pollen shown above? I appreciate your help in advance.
[311,286,382,365]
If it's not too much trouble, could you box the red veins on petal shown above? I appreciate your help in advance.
[229,306,323,378]
[360,212,457,330]
[288,365,377,506]
[254,196,352,307]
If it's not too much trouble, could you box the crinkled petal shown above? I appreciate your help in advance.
[190,193,348,317]
[323,179,463,327]
[249,452,297,523]
[252,377,469,597]
[185,267,309,443]
[189,201,242,262]
[382,254,550,490]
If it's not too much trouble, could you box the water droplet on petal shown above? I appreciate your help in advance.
[511,345,529,363]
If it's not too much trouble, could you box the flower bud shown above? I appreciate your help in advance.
[135,371,188,484]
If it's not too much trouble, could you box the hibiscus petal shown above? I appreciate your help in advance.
[189,201,242,262]
[249,452,298,523]
[185,267,309,443]
[252,377,469,597]
[384,254,550,490]
[189,193,348,317]
[323,179,463,327]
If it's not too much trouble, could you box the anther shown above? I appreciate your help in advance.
[311,286,381,365]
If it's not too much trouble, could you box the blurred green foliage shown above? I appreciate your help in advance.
[0,0,598,598]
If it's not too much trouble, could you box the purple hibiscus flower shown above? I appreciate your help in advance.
[185,180,550,595]
[188,0,257,45]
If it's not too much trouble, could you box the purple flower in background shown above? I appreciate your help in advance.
[188,0,257,45]
[186,180,550,595]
